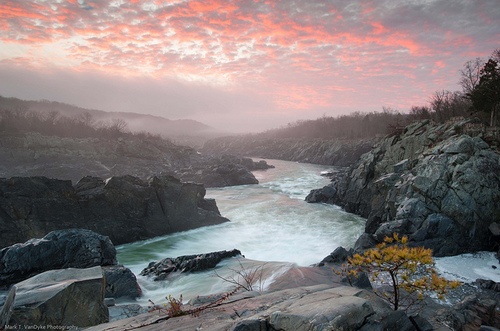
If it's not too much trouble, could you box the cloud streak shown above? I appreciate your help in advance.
[0,0,499,131]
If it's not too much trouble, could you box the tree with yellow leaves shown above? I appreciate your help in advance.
[339,233,461,311]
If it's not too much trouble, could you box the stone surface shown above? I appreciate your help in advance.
[85,283,429,331]
[436,292,500,331]
[310,119,500,256]
[140,249,242,281]
[0,174,229,248]
[0,285,15,329]
[108,304,149,323]
[8,266,109,328]
[268,289,374,331]
[103,265,142,299]
[317,246,352,265]
[0,229,116,286]
[231,318,268,331]
[305,183,338,203]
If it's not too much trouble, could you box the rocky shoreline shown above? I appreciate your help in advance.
[0,132,274,188]
[1,229,499,330]
[0,174,229,248]
[203,136,375,167]
[306,119,500,258]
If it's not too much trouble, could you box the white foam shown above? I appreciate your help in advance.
[435,252,500,283]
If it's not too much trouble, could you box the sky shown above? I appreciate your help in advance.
[0,1,499,133]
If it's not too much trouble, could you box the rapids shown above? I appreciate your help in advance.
[116,159,366,304]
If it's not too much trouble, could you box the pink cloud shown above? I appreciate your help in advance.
[0,0,498,132]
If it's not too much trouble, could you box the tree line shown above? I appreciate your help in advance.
[0,106,163,142]
[261,48,500,140]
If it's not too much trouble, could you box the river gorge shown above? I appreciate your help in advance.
[115,159,499,308]
[116,159,366,305]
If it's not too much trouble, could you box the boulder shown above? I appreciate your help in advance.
[0,174,229,248]
[140,249,242,281]
[0,229,116,286]
[7,266,109,328]
[175,155,271,187]
[305,184,337,203]
[103,265,142,299]
[318,246,351,265]
[200,163,259,187]
[268,287,375,331]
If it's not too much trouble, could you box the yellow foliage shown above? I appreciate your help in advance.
[336,233,462,311]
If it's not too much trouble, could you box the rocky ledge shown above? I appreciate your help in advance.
[203,136,375,166]
[307,119,500,257]
[86,260,500,331]
[0,132,269,188]
[0,174,229,248]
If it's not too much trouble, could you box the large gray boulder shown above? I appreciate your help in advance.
[268,287,375,331]
[0,174,229,248]
[102,265,142,299]
[7,266,109,328]
[0,229,116,286]
[315,119,500,256]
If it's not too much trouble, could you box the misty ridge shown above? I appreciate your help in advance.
[0,92,480,145]
[0,95,223,148]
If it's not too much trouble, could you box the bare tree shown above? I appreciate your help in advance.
[430,90,470,122]
[460,57,484,95]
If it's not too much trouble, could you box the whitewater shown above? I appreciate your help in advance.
[116,159,499,306]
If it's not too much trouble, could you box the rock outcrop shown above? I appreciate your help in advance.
[203,136,375,166]
[6,266,109,328]
[0,175,229,248]
[0,132,193,183]
[309,119,500,256]
[140,249,242,281]
[176,155,273,187]
[0,229,116,286]
[87,282,491,331]
[0,132,263,188]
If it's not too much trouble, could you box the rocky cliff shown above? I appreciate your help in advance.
[0,175,229,248]
[0,132,271,187]
[307,119,500,256]
[203,136,375,166]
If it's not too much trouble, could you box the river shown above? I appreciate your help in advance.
[116,159,366,305]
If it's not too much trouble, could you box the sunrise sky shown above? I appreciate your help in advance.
[0,1,499,132]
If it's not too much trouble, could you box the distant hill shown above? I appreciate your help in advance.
[0,95,225,147]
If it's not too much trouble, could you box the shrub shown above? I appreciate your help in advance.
[337,233,461,311]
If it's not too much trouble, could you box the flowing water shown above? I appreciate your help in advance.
[115,159,500,306]
[116,159,366,305]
